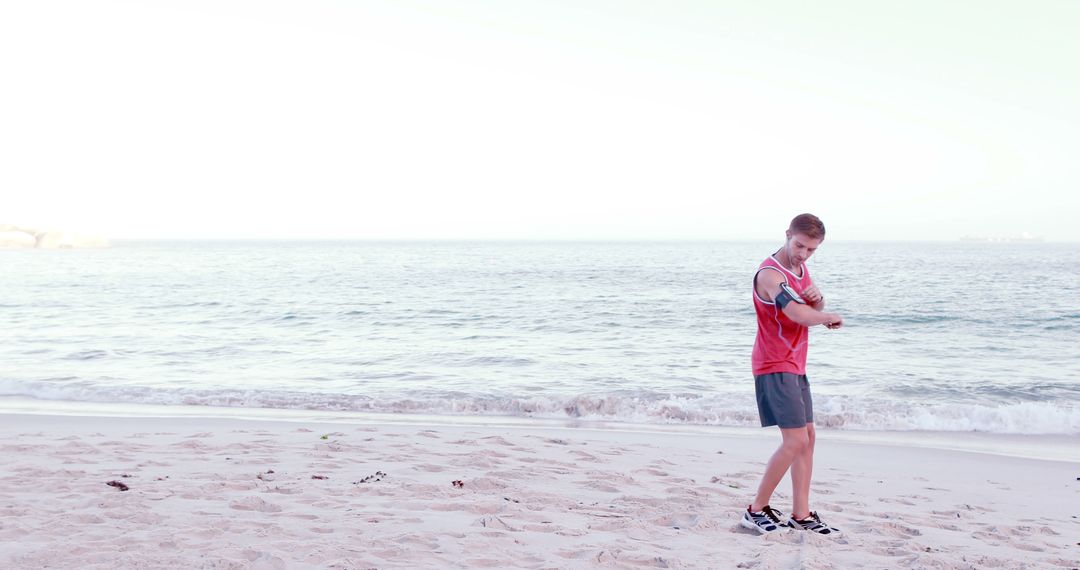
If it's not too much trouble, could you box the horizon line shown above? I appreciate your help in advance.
[103,237,1076,244]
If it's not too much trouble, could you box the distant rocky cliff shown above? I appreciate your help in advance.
[0,225,109,249]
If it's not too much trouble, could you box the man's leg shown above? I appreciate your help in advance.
[750,426,809,511]
[790,423,815,519]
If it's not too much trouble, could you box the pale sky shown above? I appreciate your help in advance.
[2,1,1078,241]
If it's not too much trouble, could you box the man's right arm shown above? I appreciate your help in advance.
[756,270,843,329]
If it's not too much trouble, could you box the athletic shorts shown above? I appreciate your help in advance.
[754,372,813,428]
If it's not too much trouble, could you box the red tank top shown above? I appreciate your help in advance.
[752,255,812,376]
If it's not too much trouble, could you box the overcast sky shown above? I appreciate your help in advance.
[2,1,1078,241]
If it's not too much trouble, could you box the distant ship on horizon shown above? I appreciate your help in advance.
[959,232,1044,243]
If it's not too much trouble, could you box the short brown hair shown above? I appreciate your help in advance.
[789,213,825,240]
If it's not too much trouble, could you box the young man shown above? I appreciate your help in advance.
[741,213,844,535]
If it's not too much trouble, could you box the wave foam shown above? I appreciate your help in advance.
[1,379,1078,435]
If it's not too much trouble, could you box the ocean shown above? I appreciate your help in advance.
[3,240,1078,435]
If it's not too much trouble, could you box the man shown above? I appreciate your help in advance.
[740,213,844,535]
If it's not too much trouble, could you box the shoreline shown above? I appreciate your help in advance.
[1,397,1077,463]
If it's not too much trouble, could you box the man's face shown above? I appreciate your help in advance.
[784,231,822,266]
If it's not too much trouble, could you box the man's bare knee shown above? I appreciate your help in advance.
[780,428,810,453]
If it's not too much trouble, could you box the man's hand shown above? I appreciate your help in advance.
[802,285,823,305]
[824,313,843,329]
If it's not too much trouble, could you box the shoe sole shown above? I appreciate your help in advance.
[786,521,841,536]
[740,516,780,534]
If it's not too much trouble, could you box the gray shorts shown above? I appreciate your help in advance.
[754,372,813,428]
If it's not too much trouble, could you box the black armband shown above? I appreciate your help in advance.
[775,282,806,309]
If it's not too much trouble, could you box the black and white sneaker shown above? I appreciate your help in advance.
[740,505,787,533]
[785,511,841,535]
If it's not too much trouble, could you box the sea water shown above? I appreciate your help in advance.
[3,240,1078,435]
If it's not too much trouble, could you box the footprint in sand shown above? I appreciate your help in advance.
[429,502,484,513]
[230,497,283,513]
[580,480,621,493]
[413,463,446,472]
[463,557,509,567]
[569,450,600,462]
[650,513,699,529]
[1005,540,1047,553]
[264,486,302,495]
[867,544,910,558]
[473,516,521,531]
[462,477,508,491]
[68,514,106,524]
[172,440,210,450]
[484,469,531,481]
[876,521,922,538]
[515,456,542,464]
[626,526,656,541]
[394,534,440,549]
[554,549,593,561]
[1007,524,1058,537]
[521,522,559,533]
[244,551,286,570]
[555,527,588,537]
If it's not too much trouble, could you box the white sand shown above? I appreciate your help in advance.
[0,413,1077,569]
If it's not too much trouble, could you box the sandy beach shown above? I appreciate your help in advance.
[0,412,1076,569]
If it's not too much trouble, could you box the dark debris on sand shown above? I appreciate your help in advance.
[353,471,387,484]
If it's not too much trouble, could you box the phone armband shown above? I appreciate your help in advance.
[775,282,806,309]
